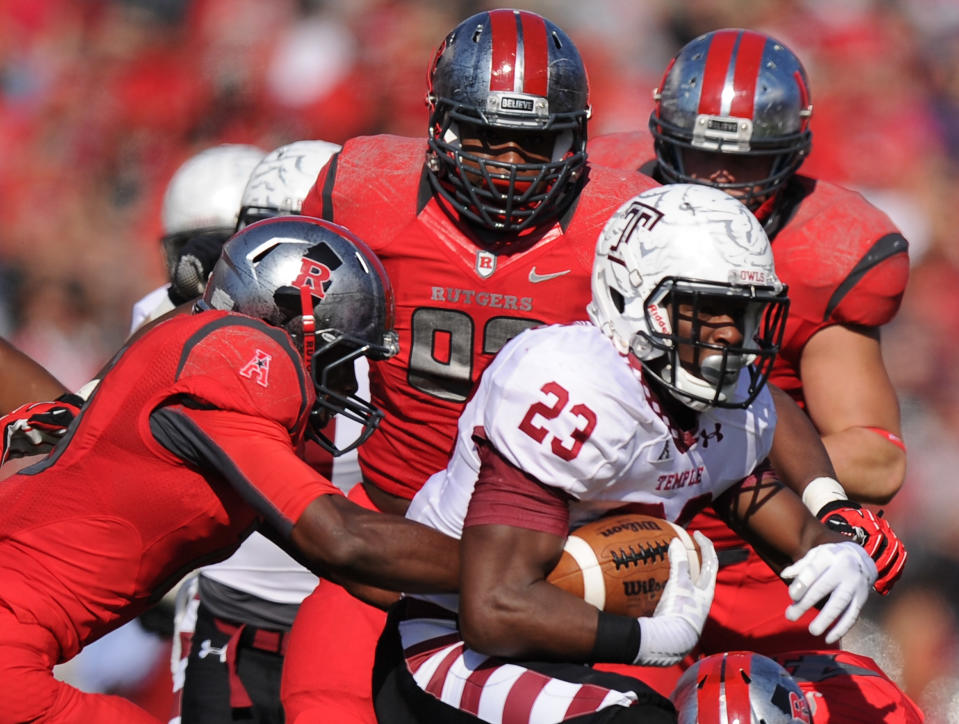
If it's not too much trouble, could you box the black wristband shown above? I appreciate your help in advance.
[591,610,641,664]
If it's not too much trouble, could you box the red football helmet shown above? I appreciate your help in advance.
[672,651,812,723]
[649,29,812,208]
[425,9,590,235]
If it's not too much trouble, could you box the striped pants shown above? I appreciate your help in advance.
[372,599,675,724]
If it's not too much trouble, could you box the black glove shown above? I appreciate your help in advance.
[169,230,232,303]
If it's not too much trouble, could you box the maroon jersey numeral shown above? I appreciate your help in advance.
[409,308,542,402]
[518,382,598,461]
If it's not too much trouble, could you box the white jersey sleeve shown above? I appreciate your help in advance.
[477,323,653,499]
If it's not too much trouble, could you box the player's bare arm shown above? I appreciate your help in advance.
[0,337,68,411]
[767,383,839,494]
[293,494,459,595]
[799,324,905,503]
[460,519,601,660]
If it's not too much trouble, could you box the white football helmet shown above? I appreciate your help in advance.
[672,651,812,723]
[587,184,788,410]
[160,144,267,280]
[236,140,341,229]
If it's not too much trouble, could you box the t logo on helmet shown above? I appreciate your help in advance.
[608,200,664,255]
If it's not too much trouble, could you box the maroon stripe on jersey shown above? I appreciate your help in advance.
[488,9,518,92]
[424,642,465,698]
[519,11,549,97]
[698,30,738,116]
[502,670,550,721]
[696,655,725,724]
[726,655,752,722]
[459,659,499,715]
[729,30,766,118]
[564,683,617,717]
[404,633,462,674]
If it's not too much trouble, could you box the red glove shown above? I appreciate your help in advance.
[816,500,907,596]
[1,394,82,464]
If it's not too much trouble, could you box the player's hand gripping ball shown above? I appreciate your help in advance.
[547,513,702,617]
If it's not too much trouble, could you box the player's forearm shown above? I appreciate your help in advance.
[459,579,601,660]
[294,496,460,593]
[0,339,68,411]
[821,428,906,504]
[767,385,837,497]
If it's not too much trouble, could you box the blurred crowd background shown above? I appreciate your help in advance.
[2,0,957,720]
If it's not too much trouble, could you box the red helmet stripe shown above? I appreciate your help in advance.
[729,30,766,118]
[698,30,738,116]
[519,11,549,97]
[695,655,725,724]
[726,653,754,722]
[488,9,518,92]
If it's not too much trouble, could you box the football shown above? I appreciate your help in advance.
[546,512,701,617]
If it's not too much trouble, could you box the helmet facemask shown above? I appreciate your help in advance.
[306,332,396,456]
[638,277,788,411]
[427,101,587,234]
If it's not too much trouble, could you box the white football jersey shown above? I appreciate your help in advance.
[408,322,776,611]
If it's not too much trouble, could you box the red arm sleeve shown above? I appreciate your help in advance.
[150,405,340,539]
[463,437,571,536]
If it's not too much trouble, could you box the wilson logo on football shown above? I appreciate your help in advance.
[622,578,666,597]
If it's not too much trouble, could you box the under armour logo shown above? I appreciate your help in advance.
[698,423,724,447]
[197,639,228,662]
[239,349,272,387]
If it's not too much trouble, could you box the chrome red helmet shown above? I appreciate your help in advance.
[649,29,812,207]
[672,652,812,723]
[426,9,590,235]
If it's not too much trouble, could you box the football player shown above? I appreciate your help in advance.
[280,9,661,722]
[587,27,909,690]
[165,139,349,724]
[0,218,459,724]
[371,185,879,723]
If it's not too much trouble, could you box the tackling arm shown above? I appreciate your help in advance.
[0,337,68,410]
[799,324,905,504]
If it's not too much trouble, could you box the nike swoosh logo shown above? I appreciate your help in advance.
[528,267,571,283]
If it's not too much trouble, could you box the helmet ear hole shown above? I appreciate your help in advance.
[609,287,626,314]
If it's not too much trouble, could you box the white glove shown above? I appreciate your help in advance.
[781,540,877,644]
[634,531,718,666]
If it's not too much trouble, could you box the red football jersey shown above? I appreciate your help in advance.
[0,311,337,660]
[302,134,660,499]
[772,650,924,723]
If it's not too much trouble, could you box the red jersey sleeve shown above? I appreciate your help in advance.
[463,436,571,537]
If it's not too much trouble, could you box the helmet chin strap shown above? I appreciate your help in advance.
[299,286,316,369]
